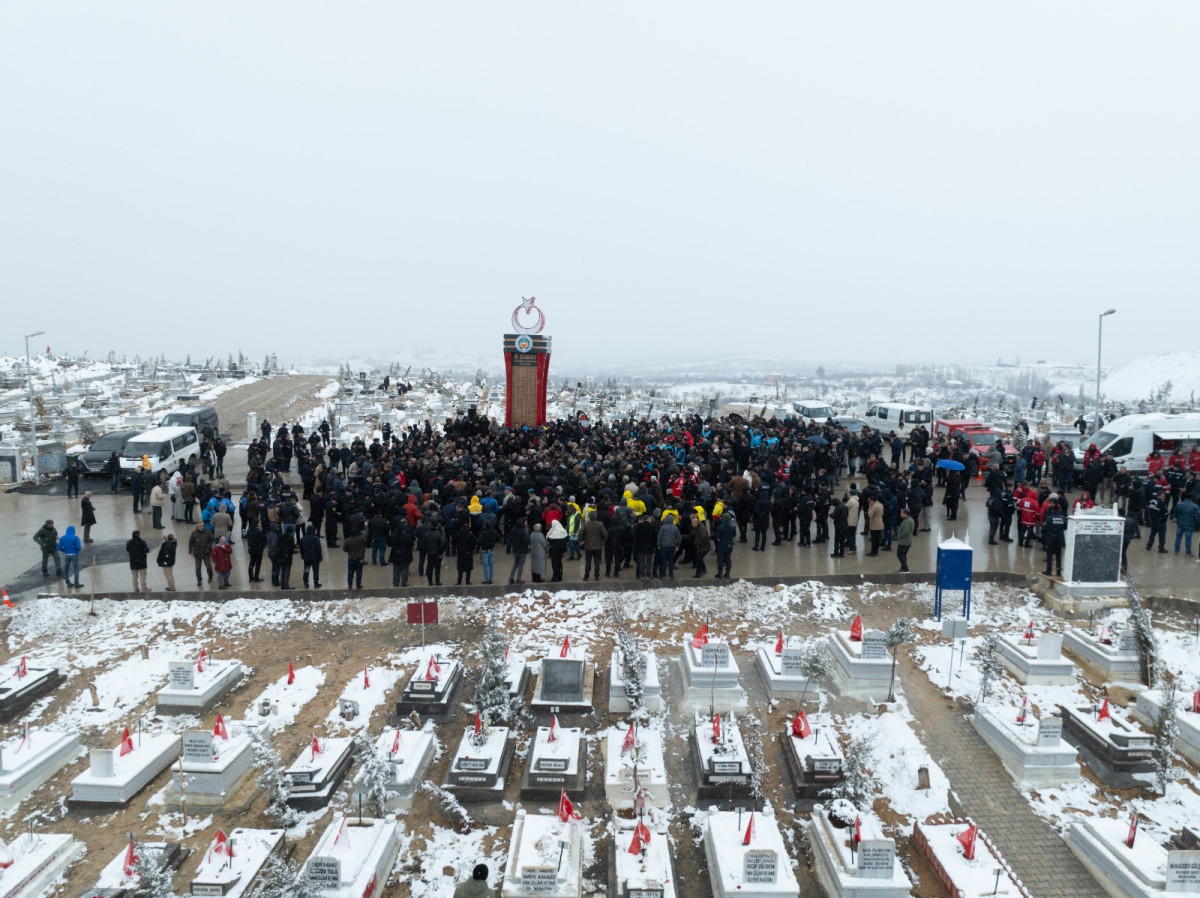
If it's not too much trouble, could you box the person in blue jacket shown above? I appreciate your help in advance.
[57,525,82,587]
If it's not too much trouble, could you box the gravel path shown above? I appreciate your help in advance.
[212,375,334,441]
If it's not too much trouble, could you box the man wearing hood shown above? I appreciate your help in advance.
[34,519,62,578]
[300,524,323,588]
[57,525,82,588]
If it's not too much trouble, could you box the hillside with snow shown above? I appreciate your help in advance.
[1048,352,1200,404]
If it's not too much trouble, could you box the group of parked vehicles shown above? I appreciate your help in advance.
[76,405,219,482]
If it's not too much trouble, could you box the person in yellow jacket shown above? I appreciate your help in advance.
[566,500,583,560]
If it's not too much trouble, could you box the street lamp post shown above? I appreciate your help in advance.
[1095,309,1115,435]
[24,330,46,482]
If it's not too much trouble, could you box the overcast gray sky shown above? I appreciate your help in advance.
[3,3,1197,369]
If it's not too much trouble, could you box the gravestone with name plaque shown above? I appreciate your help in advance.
[1037,633,1064,661]
[182,731,214,764]
[780,647,804,677]
[1167,850,1200,892]
[167,662,195,691]
[531,650,595,714]
[1063,510,1124,585]
[1036,717,1064,748]
[520,866,559,894]
[743,849,777,885]
[860,631,888,661]
[306,856,341,890]
[395,657,463,719]
[856,839,897,880]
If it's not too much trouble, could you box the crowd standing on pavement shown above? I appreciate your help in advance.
[42,411,1200,593]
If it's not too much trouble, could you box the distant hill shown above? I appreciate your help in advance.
[1048,352,1200,403]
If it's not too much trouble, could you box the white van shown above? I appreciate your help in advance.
[862,403,933,430]
[1071,413,1200,472]
[792,399,836,424]
[119,426,200,482]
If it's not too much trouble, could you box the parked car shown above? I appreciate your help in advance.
[78,430,141,475]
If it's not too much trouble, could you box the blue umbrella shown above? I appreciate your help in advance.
[806,435,829,446]
[937,459,965,471]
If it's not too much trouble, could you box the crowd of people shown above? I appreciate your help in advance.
[43,411,1200,592]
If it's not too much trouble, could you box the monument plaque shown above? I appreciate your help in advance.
[712,760,743,774]
[182,731,215,764]
[1064,513,1124,583]
[700,643,731,668]
[860,631,888,661]
[457,758,488,772]
[521,866,558,894]
[743,849,777,884]
[168,662,195,691]
[1166,850,1200,892]
[856,840,896,880]
[541,658,585,703]
[1117,631,1136,653]
[1036,633,1064,661]
[779,647,804,677]
[1036,718,1063,748]
[307,857,341,889]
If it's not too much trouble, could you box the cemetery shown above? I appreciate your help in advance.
[163,716,255,808]
[81,840,184,898]
[394,653,463,719]
[827,618,893,698]
[680,625,746,711]
[1058,700,1156,782]
[1065,816,1200,897]
[1132,687,1200,767]
[155,653,244,716]
[0,659,62,722]
[608,646,662,713]
[352,725,436,811]
[519,719,587,800]
[754,634,820,698]
[500,806,585,898]
[299,814,403,898]
[780,711,847,803]
[0,727,80,809]
[1062,625,1142,681]
[69,729,180,806]
[996,628,1078,685]
[186,828,285,898]
[530,639,597,716]
[970,703,1082,789]
[442,720,516,802]
[0,833,84,898]
[807,804,912,898]
[691,712,755,804]
[909,818,1031,898]
[284,735,356,809]
[701,803,800,898]
[602,721,669,809]
[609,808,676,898]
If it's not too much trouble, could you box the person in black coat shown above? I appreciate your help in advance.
[299,524,323,588]
[829,499,849,558]
[246,523,267,582]
[126,530,151,592]
[388,521,415,587]
[453,527,477,586]
[156,533,177,591]
[80,492,97,543]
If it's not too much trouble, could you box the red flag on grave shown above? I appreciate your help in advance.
[119,727,134,756]
[791,710,812,740]
[17,657,27,679]
[333,815,347,846]
[629,819,651,855]
[364,666,370,689]
[213,714,228,739]
[1023,621,1035,642]
[712,713,721,744]
[1097,698,1111,722]
[957,824,978,860]
[504,644,511,662]
[691,623,709,649]
[474,711,483,739]
[1192,687,1200,714]
[849,615,863,642]
[391,727,401,754]
[122,836,138,877]
[621,722,636,755]
[311,735,322,759]
[775,632,784,655]
[425,655,441,680]
[557,788,581,823]
[742,812,755,846]
[854,815,862,845]
[547,714,558,743]
[1125,812,1138,848]
[287,661,295,685]
[560,636,571,658]
[212,828,234,857]
[197,648,206,673]
[1016,696,1028,725]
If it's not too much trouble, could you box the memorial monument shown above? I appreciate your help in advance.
[503,296,552,428]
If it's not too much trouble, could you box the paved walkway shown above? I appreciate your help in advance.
[900,655,1099,898]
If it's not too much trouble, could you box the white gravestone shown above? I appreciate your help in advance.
[743,849,777,885]
[856,839,896,880]
[182,731,214,764]
[779,647,805,677]
[307,856,341,889]
[168,662,195,690]
[1036,718,1063,748]
[521,865,559,894]
[860,631,888,661]
[1167,850,1200,892]
[701,644,731,667]
[1036,633,1064,661]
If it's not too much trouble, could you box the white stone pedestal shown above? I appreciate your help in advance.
[808,805,911,898]
[681,640,745,712]
[164,729,255,808]
[1063,628,1141,681]
[353,727,436,811]
[0,833,84,898]
[1132,691,1200,767]
[610,809,677,898]
[997,633,1077,685]
[443,726,515,802]
[187,828,285,898]
[971,705,1081,789]
[755,640,820,698]
[702,804,800,898]
[300,814,402,898]
[608,649,662,713]
[827,630,892,699]
[0,729,81,809]
[604,724,668,809]
[521,724,587,800]
[285,736,356,809]
[501,808,584,898]
[70,733,180,805]
[156,658,244,716]
[1066,817,1191,898]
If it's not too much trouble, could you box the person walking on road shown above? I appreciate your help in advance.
[80,492,97,544]
[896,508,915,573]
[58,525,82,588]
[149,481,167,529]
[1174,495,1199,556]
[126,530,151,592]
[34,519,62,578]
[344,530,368,589]
[189,521,215,586]
[212,537,234,589]
[157,533,177,591]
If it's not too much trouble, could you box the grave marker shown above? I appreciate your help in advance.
[1036,718,1063,748]
[779,647,805,677]
[521,865,558,894]
[1166,850,1200,892]
[182,731,214,764]
[307,856,341,889]
[856,839,896,879]
[168,662,195,691]
[700,643,731,668]
[1036,633,1063,661]
[743,849,777,884]
[860,631,888,661]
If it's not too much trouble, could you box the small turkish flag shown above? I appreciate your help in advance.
[212,828,233,857]
[17,657,26,679]
[333,815,347,846]
[621,722,636,755]
[391,728,401,754]
[791,710,812,740]
[197,648,206,673]
[311,735,322,758]
[122,836,138,877]
[547,714,558,743]
[504,644,511,662]
[425,656,441,680]
[1125,813,1138,848]
[560,636,571,658]
[1097,698,1111,722]
[287,661,295,685]
[712,713,721,744]
[742,812,755,846]
[853,815,862,845]
[849,615,863,642]
[473,710,483,739]
[1192,687,1200,715]
[557,788,581,823]
[775,632,784,655]
[691,623,709,649]
[1023,621,1035,642]
[1016,696,1028,724]
[213,714,228,739]
[119,727,134,756]
[956,824,978,860]
[628,819,651,855]
[364,666,370,689]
